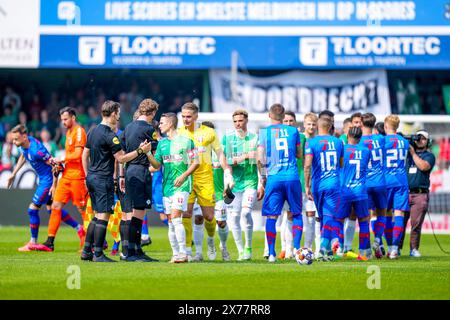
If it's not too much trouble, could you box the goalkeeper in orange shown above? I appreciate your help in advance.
[39,107,88,251]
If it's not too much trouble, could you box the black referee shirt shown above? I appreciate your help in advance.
[120,120,156,166]
[86,123,122,177]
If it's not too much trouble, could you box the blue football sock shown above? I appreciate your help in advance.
[359,220,371,250]
[321,215,333,251]
[265,217,277,257]
[28,208,40,241]
[292,214,303,249]
[384,216,394,246]
[393,216,405,246]
[374,216,386,240]
[142,214,149,236]
[161,216,169,226]
[55,209,79,229]
[333,219,344,248]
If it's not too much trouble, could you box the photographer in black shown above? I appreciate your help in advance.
[400,130,436,257]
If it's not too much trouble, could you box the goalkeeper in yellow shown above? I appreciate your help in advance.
[178,102,234,261]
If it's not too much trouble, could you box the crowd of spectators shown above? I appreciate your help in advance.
[0,73,202,170]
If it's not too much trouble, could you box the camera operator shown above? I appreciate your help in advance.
[400,130,436,257]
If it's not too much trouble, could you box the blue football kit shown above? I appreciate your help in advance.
[360,133,388,242]
[337,144,371,220]
[384,134,410,211]
[360,134,387,210]
[305,135,344,219]
[335,143,371,252]
[305,134,343,254]
[259,124,302,216]
[20,136,53,206]
[384,134,410,248]
[259,124,303,256]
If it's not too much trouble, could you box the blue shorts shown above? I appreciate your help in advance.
[367,186,387,211]
[262,179,302,216]
[336,198,369,220]
[313,189,339,219]
[152,171,164,214]
[387,186,410,212]
[32,182,52,207]
[152,189,164,214]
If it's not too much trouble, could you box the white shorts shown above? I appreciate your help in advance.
[214,200,227,222]
[163,192,190,214]
[226,189,257,217]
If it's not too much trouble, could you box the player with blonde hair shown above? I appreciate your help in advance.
[383,115,410,259]
[178,102,234,261]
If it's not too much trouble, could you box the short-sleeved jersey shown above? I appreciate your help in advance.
[178,124,221,183]
[20,136,53,185]
[86,124,122,177]
[154,134,198,197]
[212,150,224,201]
[63,124,87,180]
[341,144,370,201]
[121,120,156,166]
[222,130,258,192]
[305,135,344,193]
[258,124,300,181]
[360,134,386,188]
[384,134,409,188]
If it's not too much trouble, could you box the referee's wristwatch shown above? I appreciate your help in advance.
[136,147,144,155]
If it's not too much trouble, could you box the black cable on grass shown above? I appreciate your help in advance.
[427,209,450,255]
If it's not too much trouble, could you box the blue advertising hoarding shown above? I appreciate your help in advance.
[1,0,450,69]
[40,34,450,69]
[41,0,450,27]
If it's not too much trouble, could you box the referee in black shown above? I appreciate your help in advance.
[121,98,159,262]
[81,100,152,262]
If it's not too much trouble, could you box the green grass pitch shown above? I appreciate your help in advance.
[1,226,449,300]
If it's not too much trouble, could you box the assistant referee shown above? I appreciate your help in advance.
[81,100,152,262]
[120,98,159,262]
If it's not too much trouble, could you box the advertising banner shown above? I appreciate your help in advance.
[36,1,450,69]
[1,1,449,69]
[0,0,39,68]
[38,34,450,69]
[210,69,390,114]
[41,0,450,27]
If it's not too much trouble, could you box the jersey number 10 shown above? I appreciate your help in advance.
[320,151,337,172]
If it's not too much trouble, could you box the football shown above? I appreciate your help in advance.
[295,248,314,265]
